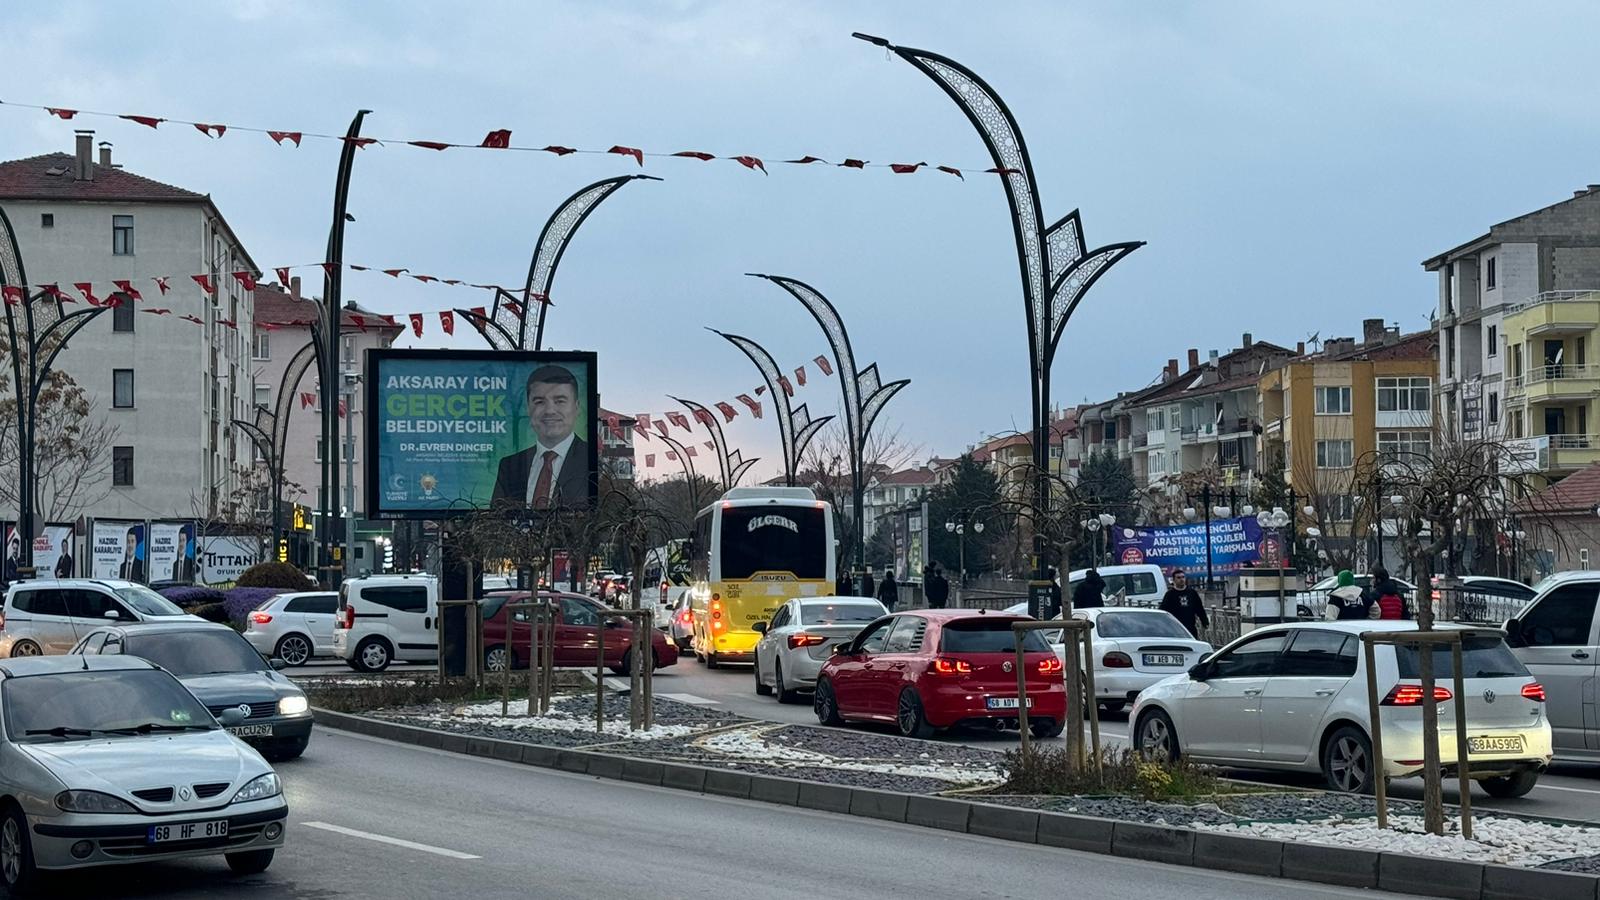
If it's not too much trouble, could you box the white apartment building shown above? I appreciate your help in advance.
[0,131,257,521]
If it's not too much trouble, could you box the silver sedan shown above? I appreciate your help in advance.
[753,597,886,703]
[0,655,287,892]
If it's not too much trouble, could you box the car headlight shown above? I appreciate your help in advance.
[278,695,309,716]
[231,773,282,804]
[55,790,137,814]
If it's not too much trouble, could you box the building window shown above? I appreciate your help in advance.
[112,215,134,255]
[1511,410,1523,439]
[112,299,134,333]
[112,446,133,486]
[1326,495,1355,522]
[40,213,53,229]
[1147,409,1165,432]
[1378,431,1432,463]
[1486,256,1497,290]
[1376,377,1431,412]
[251,329,270,360]
[1314,386,1351,415]
[253,383,270,409]
[1315,439,1353,469]
[112,369,134,408]
[1487,325,1497,358]
[1488,392,1499,427]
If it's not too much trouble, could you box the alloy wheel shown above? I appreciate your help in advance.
[2,818,19,885]
[278,636,311,666]
[897,691,919,735]
[486,647,508,673]
[10,642,39,658]
[1139,716,1171,760]
[361,642,389,670]
[1329,736,1368,792]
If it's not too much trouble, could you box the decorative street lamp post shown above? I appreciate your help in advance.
[670,397,757,493]
[709,328,833,487]
[1081,512,1117,566]
[944,517,985,607]
[652,427,703,514]
[855,33,1142,594]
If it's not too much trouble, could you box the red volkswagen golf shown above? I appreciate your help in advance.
[813,610,1066,739]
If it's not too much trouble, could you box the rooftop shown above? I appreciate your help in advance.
[1520,462,1600,515]
[0,152,205,204]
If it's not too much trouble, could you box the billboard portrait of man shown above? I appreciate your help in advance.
[491,364,589,508]
[119,526,146,582]
[53,536,74,578]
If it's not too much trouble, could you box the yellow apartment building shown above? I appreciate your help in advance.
[1501,291,1600,485]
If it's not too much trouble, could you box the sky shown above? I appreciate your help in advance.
[5,1,1600,481]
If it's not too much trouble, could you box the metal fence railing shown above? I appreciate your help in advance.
[1294,586,1530,626]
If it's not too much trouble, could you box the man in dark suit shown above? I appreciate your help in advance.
[53,538,74,578]
[491,365,589,508]
[118,529,145,582]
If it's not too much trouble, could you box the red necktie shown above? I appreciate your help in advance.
[531,450,558,508]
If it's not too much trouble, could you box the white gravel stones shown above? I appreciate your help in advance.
[415,698,700,741]
[1201,814,1600,867]
[697,726,1004,786]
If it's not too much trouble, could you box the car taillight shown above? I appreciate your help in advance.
[339,606,354,629]
[1037,656,1064,675]
[1521,682,1547,702]
[678,610,692,625]
[1382,684,1453,706]
[788,633,827,650]
[0,611,7,630]
[1102,652,1133,668]
[250,612,273,625]
[931,658,971,675]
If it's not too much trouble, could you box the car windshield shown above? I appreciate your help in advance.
[1093,611,1193,639]
[800,603,883,625]
[113,586,186,617]
[1394,634,1529,679]
[129,630,268,676]
[940,619,1049,653]
[5,669,215,742]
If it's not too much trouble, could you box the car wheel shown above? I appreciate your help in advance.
[754,651,772,695]
[273,634,312,667]
[611,649,634,677]
[265,735,310,762]
[1030,718,1065,739]
[0,803,39,896]
[896,688,936,739]
[1322,725,1376,794]
[7,641,39,659]
[705,649,720,669]
[485,645,510,673]
[1135,709,1179,763]
[775,660,800,705]
[813,678,843,726]
[1480,770,1539,799]
[225,848,275,875]
[354,637,392,673]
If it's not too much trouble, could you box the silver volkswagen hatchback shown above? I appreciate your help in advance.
[0,655,287,893]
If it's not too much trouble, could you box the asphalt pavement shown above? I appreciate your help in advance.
[41,727,1420,899]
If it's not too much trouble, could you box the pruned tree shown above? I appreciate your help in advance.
[1290,451,1378,575]
[799,419,920,565]
[926,453,1009,579]
[0,363,119,523]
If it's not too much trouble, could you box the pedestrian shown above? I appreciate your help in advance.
[1323,569,1371,620]
[835,568,853,597]
[1159,569,1210,638]
[859,566,876,601]
[1372,566,1410,620]
[1073,567,1106,610]
[926,564,950,609]
[877,569,899,612]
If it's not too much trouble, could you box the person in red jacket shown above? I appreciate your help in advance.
[1371,567,1411,620]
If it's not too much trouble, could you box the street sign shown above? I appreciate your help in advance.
[1028,579,1053,619]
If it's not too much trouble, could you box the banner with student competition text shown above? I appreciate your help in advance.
[1112,516,1265,576]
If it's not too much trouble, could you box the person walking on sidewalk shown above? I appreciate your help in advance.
[1324,569,1372,620]
[1073,568,1107,610]
[877,569,899,612]
[1159,569,1210,638]
[926,565,950,609]
[859,566,876,602]
[1372,566,1411,620]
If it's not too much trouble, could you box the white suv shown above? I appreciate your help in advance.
[0,579,192,657]
[332,574,439,672]
[243,591,339,666]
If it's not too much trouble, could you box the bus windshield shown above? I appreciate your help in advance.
[720,506,826,580]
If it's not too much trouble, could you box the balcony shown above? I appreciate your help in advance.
[1504,434,1600,474]
[1507,365,1600,404]
[1509,291,1600,336]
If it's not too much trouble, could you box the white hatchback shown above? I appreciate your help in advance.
[243,591,339,666]
[1061,607,1212,713]
[1131,621,1552,797]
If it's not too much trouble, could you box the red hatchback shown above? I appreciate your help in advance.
[480,591,678,674]
[814,610,1066,739]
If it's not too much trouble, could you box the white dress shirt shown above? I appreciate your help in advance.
[524,432,577,504]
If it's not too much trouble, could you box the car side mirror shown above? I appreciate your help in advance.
[103,609,120,620]
[1504,616,1525,647]
[832,643,853,657]
[1188,662,1210,681]
[216,707,247,726]
[604,619,623,629]
[752,622,767,634]
[269,658,287,671]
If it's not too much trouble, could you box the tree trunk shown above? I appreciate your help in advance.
[1415,562,1445,835]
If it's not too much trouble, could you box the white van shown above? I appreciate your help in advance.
[1006,564,1170,614]
[332,574,439,672]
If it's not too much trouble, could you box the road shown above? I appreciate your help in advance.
[44,728,1418,899]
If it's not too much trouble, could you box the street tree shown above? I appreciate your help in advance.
[799,419,919,566]
[926,453,1007,579]
[0,363,118,523]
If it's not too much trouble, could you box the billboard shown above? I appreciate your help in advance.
[198,535,259,586]
[91,520,147,581]
[1112,516,1266,576]
[367,349,599,518]
[149,521,200,583]
[2,523,75,581]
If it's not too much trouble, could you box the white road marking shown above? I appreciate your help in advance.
[658,692,720,706]
[301,822,481,859]
[1532,783,1600,796]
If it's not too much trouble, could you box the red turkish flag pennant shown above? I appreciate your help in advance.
[381,315,398,327]
[636,414,652,433]
[890,162,926,174]
[604,413,620,436]
[104,295,126,309]
[785,156,827,165]
[737,394,761,418]
[120,115,163,129]
[692,408,715,427]
[814,355,833,376]
[470,305,487,319]
[46,108,77,119]
[337,399,347,419]
[754,385,767,395]
[350,265,369,272]
[261,322,281,331]
[191,274,216,294]
[503,300,523,316]
[73,283,99,306]
[408,313,424,337]
[40,283,67,303]
[343,137,378,148]
[778,376,794,397]
[715,401,738,422]
[936,166,964,180]
[348,314,367,332]
[444,279,463,286]
[666,451,677,462]
[1,286,22,306]
[645,454,655,468]
[299,392,315,409]
[153,276,171,295]
[541,145,577,156]
[408,140,451,151]
[179,314,203,325]
[636,428,650,443]
[703,442,715,451]
[412,274,438,283]
[231,271,257,291]
[795,366,807,387]
[112,280,142,302]
[608,145,644,166]
[480,129,512,148]
[839,159,868,169]
[439,311,454,335]
[143,308,171,315]
[319,263,336,278]
[685,446,698,457]
[984,167,1022,176]
[609,424,625,441]
[267,131,303,147]
[654,421,670,439]
[219,318,237,330]
[671,151,715,160]
[667,412,690,431]
[732,156,766,174]
[274,267,290,286]
[193,123,226,138]
[382,268,407,278]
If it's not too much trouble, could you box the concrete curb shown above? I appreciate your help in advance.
[312,708,1600,900]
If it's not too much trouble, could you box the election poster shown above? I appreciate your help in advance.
[149,521,200,584]
[1112,516,1266,576]
[197,535,259,587]
[91,519,147,582]
[3,523,77,580]
[367,349,599,517]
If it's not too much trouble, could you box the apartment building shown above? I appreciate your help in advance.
[1501,290,1600,485]
[0,132,257,521]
